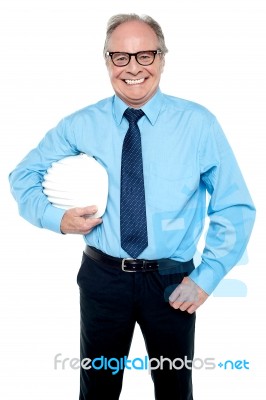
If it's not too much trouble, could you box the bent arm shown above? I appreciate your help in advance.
[189,117,256,294]
[9,118,79,232]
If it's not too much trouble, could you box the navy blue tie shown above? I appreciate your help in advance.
[120,108,148,258]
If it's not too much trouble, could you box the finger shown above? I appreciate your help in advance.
[84,217,102,229]
[75,205,98,217]
[168,286,182,303]
[169,300,183,309]
[169,300,197,313]
[179,302,193,312]
[79,217,102,234]
[186,304,198,314]
[169,286,196,303]
[169,300,192,311]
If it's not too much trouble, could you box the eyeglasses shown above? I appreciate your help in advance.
[106,50,162,67]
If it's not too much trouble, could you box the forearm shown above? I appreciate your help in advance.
[189,203,256,294]
[9,162,66,232]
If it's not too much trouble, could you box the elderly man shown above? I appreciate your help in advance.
[9,13,255,400]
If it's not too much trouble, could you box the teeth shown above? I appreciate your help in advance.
[125,78,145,85]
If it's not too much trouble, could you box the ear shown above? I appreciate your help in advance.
[105,57,112,75]
[105,56,110,68]
[160,56,165,73]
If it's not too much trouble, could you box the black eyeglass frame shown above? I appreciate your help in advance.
[105,50,163,67]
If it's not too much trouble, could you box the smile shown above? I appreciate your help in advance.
[124,78,145,85]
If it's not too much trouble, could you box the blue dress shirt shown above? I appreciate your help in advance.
[9,89,255,294]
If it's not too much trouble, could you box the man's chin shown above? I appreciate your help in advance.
[116,89,154,107]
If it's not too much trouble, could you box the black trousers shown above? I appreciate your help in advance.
[77,252,195,400]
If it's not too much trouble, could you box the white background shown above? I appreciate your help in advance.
[1,0,265,398]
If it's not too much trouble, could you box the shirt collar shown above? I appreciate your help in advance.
[113,88,164,126]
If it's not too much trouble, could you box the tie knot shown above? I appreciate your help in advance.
[124,108,145,124]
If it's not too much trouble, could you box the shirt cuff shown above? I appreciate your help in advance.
[41,203,66,233]
[188,262,223,295]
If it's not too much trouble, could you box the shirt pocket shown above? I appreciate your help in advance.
[145,162,194,211]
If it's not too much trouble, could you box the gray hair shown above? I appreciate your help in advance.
[103,13,168,57]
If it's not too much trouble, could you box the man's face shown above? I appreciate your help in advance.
[106,20,164,108]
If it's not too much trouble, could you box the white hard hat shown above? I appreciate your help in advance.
[42,153,108,218]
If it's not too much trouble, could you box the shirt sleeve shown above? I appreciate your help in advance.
[188,117,256,294]
[9,117,79,233]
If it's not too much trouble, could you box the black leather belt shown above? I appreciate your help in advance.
[84,246,194,273]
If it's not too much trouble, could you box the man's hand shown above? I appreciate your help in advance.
[169,276,209,314]
[60,205,102,235]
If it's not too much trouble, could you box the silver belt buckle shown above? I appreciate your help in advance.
[122,258,137,272]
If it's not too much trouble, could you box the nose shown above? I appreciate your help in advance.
[125,55,143,75]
